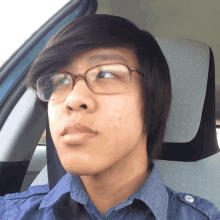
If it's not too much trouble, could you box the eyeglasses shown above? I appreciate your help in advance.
[36,63,143,102]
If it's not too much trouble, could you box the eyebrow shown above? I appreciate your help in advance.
[88,54,129,63]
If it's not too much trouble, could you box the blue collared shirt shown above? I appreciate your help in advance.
[0,162,219,219]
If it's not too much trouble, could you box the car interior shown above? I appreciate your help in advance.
[0,0,219,211]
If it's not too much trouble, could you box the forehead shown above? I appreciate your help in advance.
[65,47,139,70]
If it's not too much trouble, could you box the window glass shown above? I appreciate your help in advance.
[217,128,220,148]
[39,130,46,145]
[0,0,69,68]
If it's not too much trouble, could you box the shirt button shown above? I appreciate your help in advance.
[185,195,194,203]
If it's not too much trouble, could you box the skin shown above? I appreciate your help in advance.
[48,47,149,216]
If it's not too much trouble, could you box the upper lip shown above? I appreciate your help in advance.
[62,122,97,135]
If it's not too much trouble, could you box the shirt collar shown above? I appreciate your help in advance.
[39,161,168,220]
[133,160,169,220]
[39,171,89,209]
[39,172,73,209]
[111,160,168,220]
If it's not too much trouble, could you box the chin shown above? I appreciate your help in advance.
[65,167,103,176]
[61,161,106,176]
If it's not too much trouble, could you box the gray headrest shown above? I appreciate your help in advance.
[156,37,209,143]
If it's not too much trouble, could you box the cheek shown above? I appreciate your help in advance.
[103,98,125,132]
[106,98,124,117]
[103,97,142,132]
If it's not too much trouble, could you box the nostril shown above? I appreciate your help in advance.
[81,104,87,109]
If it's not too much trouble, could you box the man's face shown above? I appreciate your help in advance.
[48,47,147,175]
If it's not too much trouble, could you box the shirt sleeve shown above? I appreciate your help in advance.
[177,192,220,219]
[167,188,220,220]
[0,184,49,220]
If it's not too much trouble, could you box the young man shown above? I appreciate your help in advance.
[1,14,219,219]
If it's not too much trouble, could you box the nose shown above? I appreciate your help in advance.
[63,75,96,112]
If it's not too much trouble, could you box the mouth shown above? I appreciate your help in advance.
[62,132,97,144]
[62,122,98,135]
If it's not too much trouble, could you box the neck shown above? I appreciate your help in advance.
[79,144,149,216]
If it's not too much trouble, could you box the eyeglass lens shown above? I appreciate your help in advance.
[37,64,131,102]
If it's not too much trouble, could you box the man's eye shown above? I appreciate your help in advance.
[96,71,115,79]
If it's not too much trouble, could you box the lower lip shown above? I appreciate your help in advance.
[62,133,97,144]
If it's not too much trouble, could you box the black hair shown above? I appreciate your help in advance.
[25,14,172,173]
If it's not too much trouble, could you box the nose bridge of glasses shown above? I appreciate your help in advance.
[71,73,90,91]
[73,73,87,81]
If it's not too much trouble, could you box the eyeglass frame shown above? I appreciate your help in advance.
[36,63,144,102]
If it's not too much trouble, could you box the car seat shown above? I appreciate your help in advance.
[31,37,220,209]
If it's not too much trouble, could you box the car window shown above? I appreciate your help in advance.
[0,1,72,148]
[216,120,220,148]
[0,0,69,68]
[38,129,46,145]
[217,128,220,145]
